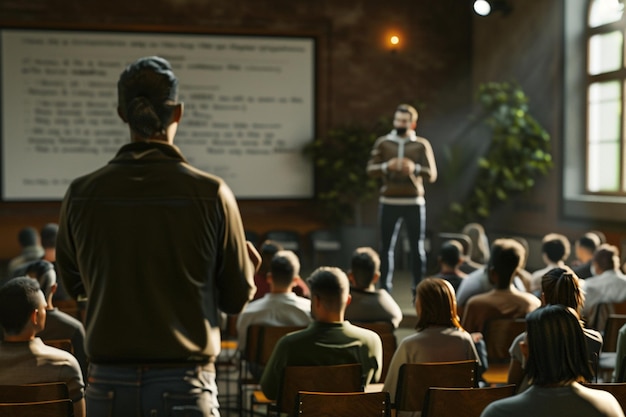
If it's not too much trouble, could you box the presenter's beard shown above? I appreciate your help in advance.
[396,127,407,136]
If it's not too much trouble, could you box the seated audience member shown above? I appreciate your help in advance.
[431,240,467,291]
[6,226,44,278]
[345,247,403,328]
[481,305,623,417]
[13,260,88,381]
[456,238,530,312]
[572,233,601,279]
[253,240,310,300]
[613,323,626,382]
[529,233,571,294]
[462,222,490,264]
[462,238,540,334]
[508,268,602,393]
[260,267,383,400]
[582,244,626,329]
[0,277,85,417]
[383,278,480,404]
[236,250,312,350]
[39,222,70,301]
[252,240,283,300]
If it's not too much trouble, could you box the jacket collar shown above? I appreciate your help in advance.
[112,140,188,164]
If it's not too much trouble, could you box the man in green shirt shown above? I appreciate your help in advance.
[260,266,383,400]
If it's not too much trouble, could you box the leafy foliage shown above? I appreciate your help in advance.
[303,125,382,226]
[447,82,552,229]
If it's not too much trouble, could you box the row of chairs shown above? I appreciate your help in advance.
[0,382,71,417]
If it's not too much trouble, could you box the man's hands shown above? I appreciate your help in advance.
[387,157,416,176]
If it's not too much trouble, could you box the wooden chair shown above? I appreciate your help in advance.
[352,321,397,381]
[598,315,626,380]
[583,382,626,413]
[422,385,516,417]
[394,360,478,414]
[295,391,391,417]
[240,324,306,416]
[0,382,69,403]
[43,339,74,355]
[273,363,363,417]
[481,318,526,385]
[0,399,73,417]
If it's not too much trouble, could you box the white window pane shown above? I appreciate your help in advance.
[588,143,620,191]
[588,31,623,75]
[588,81,622,145]
[589,0,624,28]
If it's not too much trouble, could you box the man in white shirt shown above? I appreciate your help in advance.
[236,250,312,351]
[582,244,626,329]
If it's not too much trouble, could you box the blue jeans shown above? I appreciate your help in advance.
[86,363,219,417]
[378,203,426,295]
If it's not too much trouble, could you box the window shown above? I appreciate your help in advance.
[586,0,624,193]
[563,0,626,221]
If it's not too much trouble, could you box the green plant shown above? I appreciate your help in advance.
[303,125,381,226]
[446,81,552,229]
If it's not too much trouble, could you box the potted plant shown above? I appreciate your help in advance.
[444,81,553,230]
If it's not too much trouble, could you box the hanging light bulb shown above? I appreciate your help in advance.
[473,0,491,16]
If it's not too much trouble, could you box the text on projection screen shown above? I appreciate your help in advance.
[1,29,314,200]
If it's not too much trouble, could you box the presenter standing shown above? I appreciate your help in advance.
[366,104,437,296]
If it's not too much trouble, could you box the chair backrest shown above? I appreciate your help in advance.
[264,230,301,252]
[277,364,363,415]
[483,318,527,362]
[0,382,69,403]
[352,321,397,381]
[0,399,73,417]
[604,315,626,352]
[422,385,516,417]
[583,382,626,413]
[256,325,306,365]
[394,360,478,412]
[296,390,390,417]
[43,339,74,355]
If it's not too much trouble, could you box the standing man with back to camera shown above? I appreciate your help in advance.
[367,104,437,297]
[56,56,259,417]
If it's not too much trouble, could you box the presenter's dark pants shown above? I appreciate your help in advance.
[378,202,426,295]
[86,363,219,417]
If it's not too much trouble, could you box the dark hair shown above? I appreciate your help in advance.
[593,244,620,272]
[350,247,380,289]
[541,268,584,316]
[525,305,593,385]
[270,250,300,288]
[577,234,600,253]
[18,226,39,247]
[40,223,59,249]
[0,277,43,335]
[439,240,463,267]
[541,233,571,263]
[395,103,418,122]
[117,56,179,139]
[307,267,349,311]
[489,239,524,289]
[415,278,462,331]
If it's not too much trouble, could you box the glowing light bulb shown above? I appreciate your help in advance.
[390,35,400,46]
[474,0,491,16]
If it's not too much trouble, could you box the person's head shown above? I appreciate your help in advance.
[40,223,59,250]
[462,222,490,264]
[393,104,418,136]
[0,277,47,337]
[438,240,463,269]
[25,260,57,302]
[18,226,40,248]
[575,233,600,263]
[307,267,351,321]
[349,247,381,289]
[524,305,593,386]
[541,233,571,264]
[258,240,283,274]
[592,243,620,274]
[117,56,182,142]
[415,278,462,331]
[268,250,300,290]
[488,238,525,289]
[541,268,584,316]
